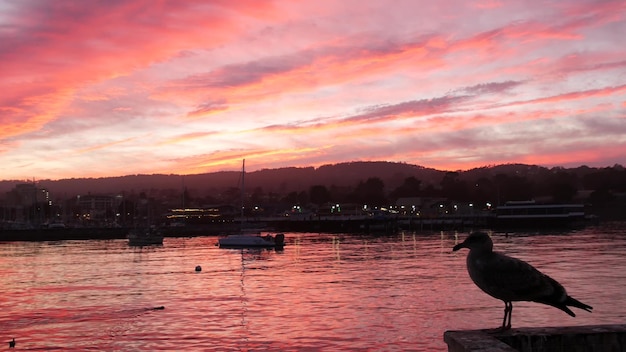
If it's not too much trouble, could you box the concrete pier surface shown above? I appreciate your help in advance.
[444,324,626,352]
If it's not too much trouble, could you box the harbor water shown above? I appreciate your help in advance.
[1,223,626,351]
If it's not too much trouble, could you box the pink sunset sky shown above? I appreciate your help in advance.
[1,0,625,180]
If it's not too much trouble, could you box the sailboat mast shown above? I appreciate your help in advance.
[241,159,245,220]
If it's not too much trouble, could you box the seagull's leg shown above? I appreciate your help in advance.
[499,301,510,330]
[493,301,513,332]
[487,301,511,333]
[505,302,512,330]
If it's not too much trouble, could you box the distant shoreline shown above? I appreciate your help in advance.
[2,216,615,242]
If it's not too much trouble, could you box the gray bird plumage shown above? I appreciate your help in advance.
[453,232,592,331]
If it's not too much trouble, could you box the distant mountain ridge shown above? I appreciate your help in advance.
[0,161,437,196]
[0,161,621,197]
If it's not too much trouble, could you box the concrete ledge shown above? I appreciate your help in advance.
[444,330,517,352]
[444,324,626,352]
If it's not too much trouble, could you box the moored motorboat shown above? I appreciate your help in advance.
[218,233,285,249]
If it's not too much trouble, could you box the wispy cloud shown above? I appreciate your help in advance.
[0,0,624,180]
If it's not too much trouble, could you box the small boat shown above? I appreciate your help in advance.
[128,227,164,246]
[218,160,286,249]
[218,233,285,249]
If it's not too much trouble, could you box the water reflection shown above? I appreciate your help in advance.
[1,224,625,350]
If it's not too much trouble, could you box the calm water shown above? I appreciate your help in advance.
[2,223,626,351]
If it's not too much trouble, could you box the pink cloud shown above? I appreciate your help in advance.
[0,0,624,179]
[0,1,274,135]
[496,84,626,109]
[473,0,503,10]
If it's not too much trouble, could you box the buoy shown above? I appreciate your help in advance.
[9,338,15,348]
[195,265,202,272]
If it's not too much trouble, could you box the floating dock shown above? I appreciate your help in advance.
[444,324,626,352]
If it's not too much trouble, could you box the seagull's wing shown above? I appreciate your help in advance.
[471,251,558,302]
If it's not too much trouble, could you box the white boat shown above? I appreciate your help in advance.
[218,159,286,249]
[218,233,285,249]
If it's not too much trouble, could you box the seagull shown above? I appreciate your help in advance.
[9,338,15,348]
[453,231,592,331]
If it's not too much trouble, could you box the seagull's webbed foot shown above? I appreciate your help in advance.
[483,325,511,334]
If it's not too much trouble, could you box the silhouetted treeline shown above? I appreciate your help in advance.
[1,161,440,196]
[2,162,625,222]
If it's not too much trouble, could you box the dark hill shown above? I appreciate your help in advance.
[0,162,444,197]
[1,162,623,201]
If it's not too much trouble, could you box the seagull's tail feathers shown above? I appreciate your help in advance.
[543,295,593,317]
[536,275,593,317]
[565,296,593,314]
[547,302,576,317]
[535,294,592,317]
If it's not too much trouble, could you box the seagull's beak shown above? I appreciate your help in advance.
[452,242,465,252]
